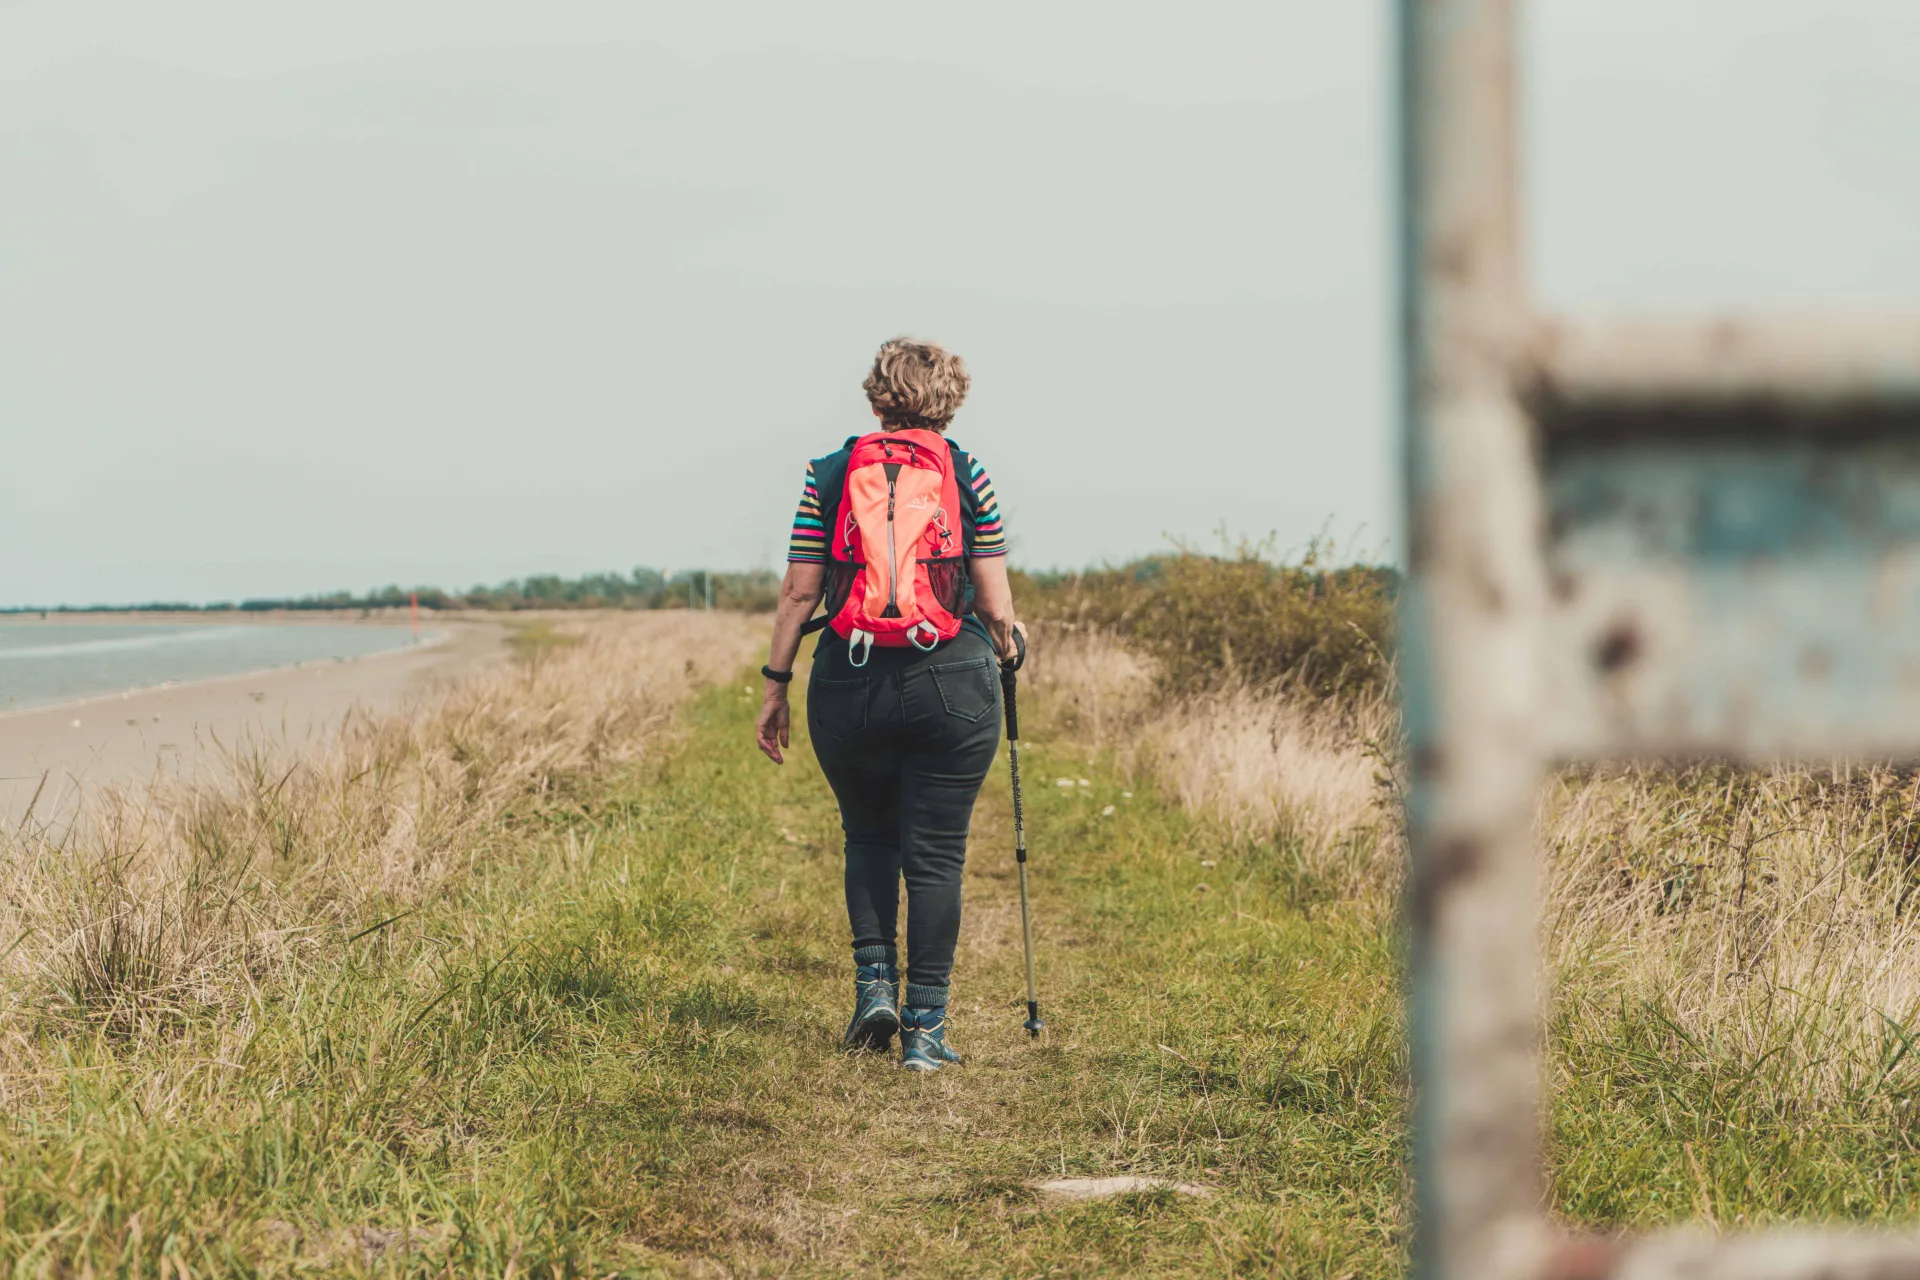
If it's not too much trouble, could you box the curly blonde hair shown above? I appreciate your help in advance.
[862,338,970,432]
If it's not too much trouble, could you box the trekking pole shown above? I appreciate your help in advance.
[1000,629,1043,1038]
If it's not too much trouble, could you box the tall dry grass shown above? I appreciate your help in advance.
[1031,622,1920,1117]
[0,612,762,1088]
[1024,623,1401,902]
[1543,763,1920,1116]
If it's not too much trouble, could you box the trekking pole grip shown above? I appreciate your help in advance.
[1000,629,1026,742]
[1000,664,1019,742]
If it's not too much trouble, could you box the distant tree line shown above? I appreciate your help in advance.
[1,568,783,615]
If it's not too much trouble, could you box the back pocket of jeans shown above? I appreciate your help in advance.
[928,657,997,723]
[810,676,869,740]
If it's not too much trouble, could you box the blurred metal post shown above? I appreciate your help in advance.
[1397,3,1547,1277]
[1398,1,1920,1277]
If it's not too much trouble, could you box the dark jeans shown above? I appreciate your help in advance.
[807,629,1002,989]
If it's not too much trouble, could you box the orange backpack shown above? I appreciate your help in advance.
[816,429,969,664]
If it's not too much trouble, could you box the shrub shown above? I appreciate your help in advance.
[1016,539,1396,700]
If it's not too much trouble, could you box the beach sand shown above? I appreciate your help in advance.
[0,617,509,827]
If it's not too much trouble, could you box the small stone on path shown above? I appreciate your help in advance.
[1037,1176,1214,1201]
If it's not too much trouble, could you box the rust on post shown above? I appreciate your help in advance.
[1527,314,1920,763]
[1537,1236,1623,1280]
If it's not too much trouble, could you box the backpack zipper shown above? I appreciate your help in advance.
[883,472,900,616]
[878,441,910,619]
[875,439,918,620]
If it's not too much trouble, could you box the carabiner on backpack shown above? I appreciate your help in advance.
[848,628,875,667]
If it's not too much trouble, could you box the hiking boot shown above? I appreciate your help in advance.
[900,986,961,1073]
[843,950,900,1053]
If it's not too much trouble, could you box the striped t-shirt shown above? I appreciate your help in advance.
[788,446,1007,563]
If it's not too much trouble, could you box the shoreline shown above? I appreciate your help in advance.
[0,618,509,828]
[0,608,438,628]
[0,628,451,722]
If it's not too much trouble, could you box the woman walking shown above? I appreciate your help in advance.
[754,337,1022,1072]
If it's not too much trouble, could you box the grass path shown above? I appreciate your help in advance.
[0,668,1407,1277]
[501,675,1408,1277]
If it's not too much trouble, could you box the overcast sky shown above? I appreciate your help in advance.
[3,2,1919,605]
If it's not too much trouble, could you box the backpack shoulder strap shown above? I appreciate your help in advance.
[809,437,859,529]
[945,440,982,535]
[798,438,860,636]
[941,439,980,617]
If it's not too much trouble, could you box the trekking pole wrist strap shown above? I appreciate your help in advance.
[1001,627,1027,672]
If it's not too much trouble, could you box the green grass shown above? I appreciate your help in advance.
[1549,993,1920,1229]
[17,650,1920,1275]
[0,672,1408,1276]
[503,617,583,660]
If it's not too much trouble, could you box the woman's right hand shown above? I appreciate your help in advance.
[994,619,1028,666]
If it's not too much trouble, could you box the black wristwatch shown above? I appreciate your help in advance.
[761,665,794,684]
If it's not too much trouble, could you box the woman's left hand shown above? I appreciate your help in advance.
[755,690,791,764]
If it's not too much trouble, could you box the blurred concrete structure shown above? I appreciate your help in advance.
[1397,2,1920,1277]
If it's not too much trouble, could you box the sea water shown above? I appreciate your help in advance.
[0,621,419,713]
